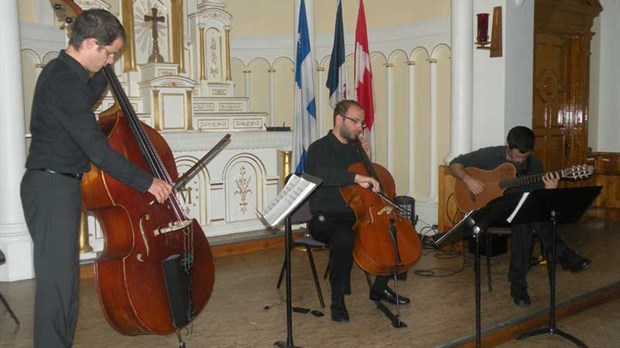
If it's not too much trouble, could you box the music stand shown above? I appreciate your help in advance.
[513,186,601,348]
[435,192,524,348]
[265,173,322,348]
[274,212,301,348]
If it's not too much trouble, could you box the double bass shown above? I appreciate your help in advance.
[340,141,422,277]
[51,0,215,337]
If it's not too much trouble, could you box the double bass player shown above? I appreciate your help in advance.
[306,100,411,322]
[20,9,171,347]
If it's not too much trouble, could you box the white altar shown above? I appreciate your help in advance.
[67,0,293,258]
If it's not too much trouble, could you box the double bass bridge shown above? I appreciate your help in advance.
[154,219,193,236]
[137,218,193,261]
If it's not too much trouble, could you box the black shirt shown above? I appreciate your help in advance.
[26,50,151,192]
[305,130,361,215]
[449,145,545,192]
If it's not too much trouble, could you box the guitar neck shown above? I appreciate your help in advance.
[499,169,562,190]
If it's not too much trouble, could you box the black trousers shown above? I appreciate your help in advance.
[21,170,82,348]
[509,221,568,286]
[309,212,390,301]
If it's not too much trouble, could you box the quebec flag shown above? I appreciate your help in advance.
[292,0,317,173]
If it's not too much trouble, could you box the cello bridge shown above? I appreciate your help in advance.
[377,206,393,215]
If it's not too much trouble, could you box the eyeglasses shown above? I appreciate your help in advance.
[340,114,367,129]
[96,41,116,59]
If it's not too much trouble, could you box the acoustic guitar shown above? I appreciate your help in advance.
[454,162,593,213]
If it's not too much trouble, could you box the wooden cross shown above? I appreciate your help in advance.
[144,7,165,63]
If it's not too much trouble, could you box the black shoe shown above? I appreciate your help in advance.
[558,248,591,273]
[330,298,349,322]
[369,287,411,305]
[510,282,531,307]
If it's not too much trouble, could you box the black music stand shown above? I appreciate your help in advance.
[514,186,601,348]
[269,173,322,348]
[274,212,301,348]
[435,192,524,348]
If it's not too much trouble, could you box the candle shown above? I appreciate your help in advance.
[476,13,489,43]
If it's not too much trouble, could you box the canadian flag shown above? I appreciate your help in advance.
[354,0,374,132]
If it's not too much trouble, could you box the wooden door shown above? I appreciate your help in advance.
[533,0,602,170]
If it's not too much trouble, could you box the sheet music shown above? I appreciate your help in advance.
[506,192,530,223]
[258,173,322,228]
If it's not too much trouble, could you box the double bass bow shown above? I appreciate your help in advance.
[51,0,218,338]
[340,139,422,276]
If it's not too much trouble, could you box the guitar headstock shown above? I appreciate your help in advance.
[50,0,83,30]
[561,165,594,180]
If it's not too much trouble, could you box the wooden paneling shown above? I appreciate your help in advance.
[533,0,602,170]
[573,152,620,220]
[438,165,463,234]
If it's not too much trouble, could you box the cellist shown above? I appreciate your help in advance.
[20,10,172,348]
[306,100,410,322]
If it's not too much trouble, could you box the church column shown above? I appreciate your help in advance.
[385,63,394,171]
[0,0,34,281]
[407,60,416,196]
[120,0,137,72]
[171,0,185,73]
[225,27,232,81]
[427,59,439,202]
[445,0,474,163]
[199,26,206,81]
[268,68,276,126]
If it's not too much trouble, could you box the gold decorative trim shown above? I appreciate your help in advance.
[427,59,438,63]
[384,63,394,68]
[186,90,193,130]
[79,211,93,253]
[316,67,325,72]
[121,0,137,72]
[280,150,291,186]
[406,61,416,66]
[225,28,232,81]
[234,166,253,213]
[199,27,206,80]
[153,90,161,131]
[171,0,185,73]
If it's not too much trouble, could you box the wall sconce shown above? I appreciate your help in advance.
[476,13,490,48]
[476,7,503,58]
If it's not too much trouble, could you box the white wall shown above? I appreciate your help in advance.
[589,0,620,153]
[472,0,507,150]
[504,0,534,134]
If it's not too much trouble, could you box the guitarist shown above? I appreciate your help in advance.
[448,126,590,307]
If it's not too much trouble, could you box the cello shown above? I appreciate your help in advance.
[340,141,422,277]
[51,0,215,339]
